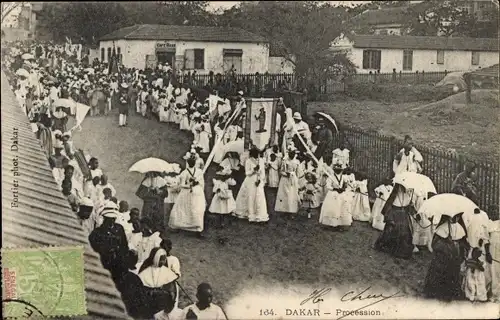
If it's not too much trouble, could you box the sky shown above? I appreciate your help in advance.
[206,1,372,12]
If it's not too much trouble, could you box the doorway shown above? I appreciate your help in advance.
[156,52,175,67]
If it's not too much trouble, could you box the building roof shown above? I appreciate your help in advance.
[100,24,268,43]
[348,34,499,52]
[466,64,499,79]
[1,70,131,320]
[350,6,411,26]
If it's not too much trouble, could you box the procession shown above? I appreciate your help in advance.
[1,1,500,318]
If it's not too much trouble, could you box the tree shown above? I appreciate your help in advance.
[404,0,498,37]
[1,2,25,24]
[216,1,353,80]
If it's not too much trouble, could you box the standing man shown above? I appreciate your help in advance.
[118,83,130,127]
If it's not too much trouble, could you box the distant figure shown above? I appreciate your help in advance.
[255,107,267,133]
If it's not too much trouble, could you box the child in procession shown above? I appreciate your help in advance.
[351,170,371,222]
[300,172,320,219]
[371,178,394,231]
[209,167,237,228]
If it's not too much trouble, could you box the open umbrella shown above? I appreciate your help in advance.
[394,172,436,196]
[129,158,178,174]
[223,139,244,155]
[21,53,34,60]
[15,68,29,78]
[418,193,478,223]
[315,112,339,133]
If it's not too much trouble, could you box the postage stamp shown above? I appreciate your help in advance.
[1,246,86,317]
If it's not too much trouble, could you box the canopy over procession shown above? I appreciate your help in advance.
[2,32,499,319]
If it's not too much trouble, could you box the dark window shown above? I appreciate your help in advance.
[107,47,111,61]
[101,48,105,61]
[471,51,480,65]
[194,49,204,69]
[403,50,413,71]
[436,50,444,64]
[117,47,121,62]
[362,50,381,69]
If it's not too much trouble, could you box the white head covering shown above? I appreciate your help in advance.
[183,152,192,160]
[293,112,302,120]
[153,248,167,267]
[435,220,466,240]
[237,90,243,95]
[63,131,72,138]
[80,197,94,207]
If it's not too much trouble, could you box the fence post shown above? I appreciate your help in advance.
[422,70,425,83]
[415,70,419,84]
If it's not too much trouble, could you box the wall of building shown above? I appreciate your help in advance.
[346,47,499,73]
[100,39,270,74]
[268,56,295,73]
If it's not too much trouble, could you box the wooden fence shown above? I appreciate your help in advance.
[175,70,452,96]
[333,124,500,212]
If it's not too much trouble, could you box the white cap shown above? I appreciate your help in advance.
[102,210,118,219]
[293,112,302,120]
[183,152,192,160]
[63,131,72,137]
[121,83,128,89]
[80,197,94,207]
[237,90,244,95]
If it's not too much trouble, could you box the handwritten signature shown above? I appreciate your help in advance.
[300,286,405,319]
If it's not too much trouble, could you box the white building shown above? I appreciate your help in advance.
[330,34,499,74]
[99,24,270,74]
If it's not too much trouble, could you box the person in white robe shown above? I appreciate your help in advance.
[342,167,356,220]
[319,162,352,230]
[234,148,269,222]
[178,107,190,131]
[275,148,302,215]
[209,168,237,227]
[197,118,212,155]
[332,141,350,170]
[462,208,491,301]
[116,201,133,236]
[168,156,206,236]
[158,94,170,123]
[393,136,423,175]
[212,119,227,164]
[181,283,227,320]
[351,173,371,222]
[138,248,179,289]
[371,180,393,231]
[487,211,500,302]
[411,191,434,252]
[136,217,163,263]
[266,151,281,189]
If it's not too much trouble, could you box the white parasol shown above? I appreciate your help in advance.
[15,68,30,78]
[129,158,178,174]
[418,193,478,223]
[69,102,91,132]
[223,139,244,154]
[316,112,339,133]
[21,53,34,60]
[393,172,436,196]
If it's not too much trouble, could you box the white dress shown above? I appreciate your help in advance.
[212,124,226,164]
[168,167,206,232]
[198,122,212,153]
[371,184,393,231]
[266,158,280,188]
[332,148,350,169]
[164,175,181,204]
[159,98,169,122]
[209,178,236,214]
[179,109,190,131]
[234,157,269,222]
[319,173,352,227]
[487,220,500,302]
[343,173,356,218]
[137,232,163,262]
[351,179,371,222]
[275,158,301,214]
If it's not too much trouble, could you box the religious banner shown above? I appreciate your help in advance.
[244,98,278,151]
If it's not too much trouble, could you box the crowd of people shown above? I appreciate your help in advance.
[2,38,499,320]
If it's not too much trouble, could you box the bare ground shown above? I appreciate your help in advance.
[309,90,500,164]
[72,111,431,310]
